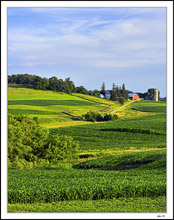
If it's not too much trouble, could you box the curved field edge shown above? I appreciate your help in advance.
[8,87,121,127]
[50,114,166,150]
[8,153,166,204]
[74,149,166,170]
[8,196,166,213]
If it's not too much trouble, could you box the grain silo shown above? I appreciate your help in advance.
[154,89,158,101]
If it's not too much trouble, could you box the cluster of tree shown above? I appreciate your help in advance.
[8,74,103,96]
[84,111,118,122]
[110,83,129,101]
[8,74,76,94]
[100,82,129,103]
[8,114,79,163]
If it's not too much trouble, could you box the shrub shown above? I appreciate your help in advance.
[104,114,118,121]
[8,114,49,162]
[84,111,118,122]
[113,114,119,120]
[8,114,79,165]
[45,135,79,160]
[84,111,103,122]
[118,97,126,105]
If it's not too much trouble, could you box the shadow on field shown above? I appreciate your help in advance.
[8,100,96,106]
[98,163,148,171]
[100,128,163,135]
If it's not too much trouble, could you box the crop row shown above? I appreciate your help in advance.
[50,114,166,150]
[8,166,166,203]
[131,104,166,113]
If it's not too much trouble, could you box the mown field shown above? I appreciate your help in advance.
[8,86,167,213]
[8,86,118,128]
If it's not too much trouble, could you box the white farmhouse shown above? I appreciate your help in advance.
[99,94,105,98]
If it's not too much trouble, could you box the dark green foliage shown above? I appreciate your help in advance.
[92,89,100,97]
[147,88,155,100]
[8,114,49,161]
[41,78,49,90]
[8,74,78,95]
[8,114,79,163]
[121,83,129,99]
[65,77,76,94]
[110,83,117,101]
[110,83,128,101]
[33,76,43,90]
[45,135,79,160]
[104,114,116,121]
[84,111,118,122]
[48,76,59,91]
[118,97,126,105]
[76,86,88,94]
[100,82,106,96]
[84,111,98,122]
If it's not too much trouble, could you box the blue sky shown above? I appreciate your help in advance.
[8,7,167,97]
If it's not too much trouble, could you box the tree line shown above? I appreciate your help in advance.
[8,73,101,96]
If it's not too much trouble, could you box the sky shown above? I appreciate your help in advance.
[8,7,167,97]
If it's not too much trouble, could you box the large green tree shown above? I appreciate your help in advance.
[65,77,76,94]
[41,78,49,90]
[49,76,59,91]
[110,83,117,101]
[33,76,42,89]
[100,82,106,95]
[121,83,129,99]
[8,114,49,161]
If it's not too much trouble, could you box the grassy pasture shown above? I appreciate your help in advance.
[8,87,110,127]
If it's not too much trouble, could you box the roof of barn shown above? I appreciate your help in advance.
[128,93,137,97]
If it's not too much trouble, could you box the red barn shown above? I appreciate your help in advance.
[128,93,139,100]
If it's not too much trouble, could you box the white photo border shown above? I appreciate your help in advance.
[1,1,173,219]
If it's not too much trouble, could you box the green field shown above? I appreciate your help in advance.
[8,87,117,128]
[50,114,166,150]
[8,86,167,212]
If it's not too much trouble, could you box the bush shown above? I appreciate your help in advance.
[104,114,118,121]
[118,97,126,105]
[45,135,79,160]
[8,114,49,162]
[84,111,118,122]
[8,114,79,165]
[84,111,102,122]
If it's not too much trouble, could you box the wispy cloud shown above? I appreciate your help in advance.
[8,8,166,69]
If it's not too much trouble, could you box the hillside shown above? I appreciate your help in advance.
[8,87,111,128]
[8,86,157,128]
[8,85,167,213]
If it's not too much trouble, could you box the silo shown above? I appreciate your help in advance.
[154,89,158,101]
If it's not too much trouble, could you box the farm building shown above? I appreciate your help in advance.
[99,94,105,98]
[128,93,140,100]
[105,91,111,99]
